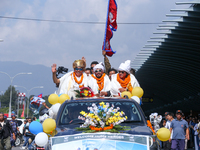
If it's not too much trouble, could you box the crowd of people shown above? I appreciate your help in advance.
[150,110,200,150]
[0,112,38,150]
[51,50,138,99]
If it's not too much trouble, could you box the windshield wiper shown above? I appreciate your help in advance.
[122,120,141,123]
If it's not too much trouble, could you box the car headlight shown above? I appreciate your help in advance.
[149,135,156,147]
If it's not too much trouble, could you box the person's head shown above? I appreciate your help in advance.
[182,113,185,119]
[108,68,118,80]
[176,110,183,120]
[32,117,36,121]
[0,112,4,121]
[167,112,174,121]
[164,112,169,120]
[11,115,16,120]
[93,62,104,78]
[24,120,27,124]
[90,61,98,74]
[85,68,91,76]
[28,118,32,123]
[130,68,136,76]
[118,60,131,80]
[73,60,86,77]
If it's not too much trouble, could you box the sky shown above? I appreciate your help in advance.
[0,0,191,71]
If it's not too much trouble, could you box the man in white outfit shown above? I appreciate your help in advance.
[110,60,140,97]
[51,60,98,98]
[90,62,111,97]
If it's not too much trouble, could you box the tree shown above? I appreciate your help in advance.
[0,86,18,109]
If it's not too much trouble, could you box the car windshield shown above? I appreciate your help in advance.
[59,101,142,125]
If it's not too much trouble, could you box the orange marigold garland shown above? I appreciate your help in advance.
[72,72,84,88]
[117,74,133,92]
[91,73,106,91]
[147,120,155,134]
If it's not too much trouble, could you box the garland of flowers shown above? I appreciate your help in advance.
[75,102,130,133]
[91,73,106,91]
[72,72,84,88]
[127,82,133,93]
[147,120,155,134]
[117,73,131,89]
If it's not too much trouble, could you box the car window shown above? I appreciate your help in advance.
[59,101,142,125]
[17,120,23,126]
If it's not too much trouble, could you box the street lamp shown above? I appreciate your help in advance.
[0,72,32,117]
[0,91,4,109]
[14,85,44,117]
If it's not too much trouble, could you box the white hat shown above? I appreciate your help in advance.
[93,62,104,72]
[118,60,131,74]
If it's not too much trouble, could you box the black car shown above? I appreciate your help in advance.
[51,98,159,150]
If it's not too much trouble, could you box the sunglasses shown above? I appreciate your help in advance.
[75,68,83,71]
[95,69,102,73]
[119,71,125,74]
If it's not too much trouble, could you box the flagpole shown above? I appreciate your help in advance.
[103,0,110,50]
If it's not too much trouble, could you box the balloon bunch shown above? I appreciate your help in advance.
[28,93,70,148]
[28,119,56,147]
[121,87,144,105]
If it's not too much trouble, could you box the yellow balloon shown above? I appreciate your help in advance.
[131,87,144,98]
[48,94,59,105]
[58,94,70,104]
[43,118,56,133]
[156,127,171,141]
[121,91,132,99]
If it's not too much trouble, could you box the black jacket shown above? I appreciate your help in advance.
[0,120,14,139]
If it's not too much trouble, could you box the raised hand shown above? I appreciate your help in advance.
[51,64,57,73]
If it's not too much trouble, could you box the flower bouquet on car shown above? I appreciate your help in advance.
[75,102,130,133]
[75,87,94,98]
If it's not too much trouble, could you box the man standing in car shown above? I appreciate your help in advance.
[0,112,15,150]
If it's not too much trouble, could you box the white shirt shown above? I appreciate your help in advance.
[165,120,173,138]
[89,74,111,95]
[110,73,140,96]
[194,124,199,135]
[56,71,98,97]
[0,121,4,127]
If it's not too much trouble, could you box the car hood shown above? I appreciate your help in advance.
[55,124,153,137]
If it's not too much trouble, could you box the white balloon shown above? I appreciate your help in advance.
[131,96,141,105]
[35,132,48,147]
[52,103,61,115]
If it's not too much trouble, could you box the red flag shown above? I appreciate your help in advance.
[37,93,42,98]
[103,0,117,57]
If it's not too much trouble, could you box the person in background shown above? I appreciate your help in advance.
[108,68,118,80]
[164,112,174,150]
[130,68,136,76]
[85,68,91,76]
[32,117,36,121]
[22,120,27,142]
[9,115,18,147]
[102,50,111,75]
[0,112,15,150]
[170,110,189,150]
[90,61,99,74]
[193,119,199,150]
[22,118,32,149]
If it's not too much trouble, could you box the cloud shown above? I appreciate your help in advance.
[0,0,183,70]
